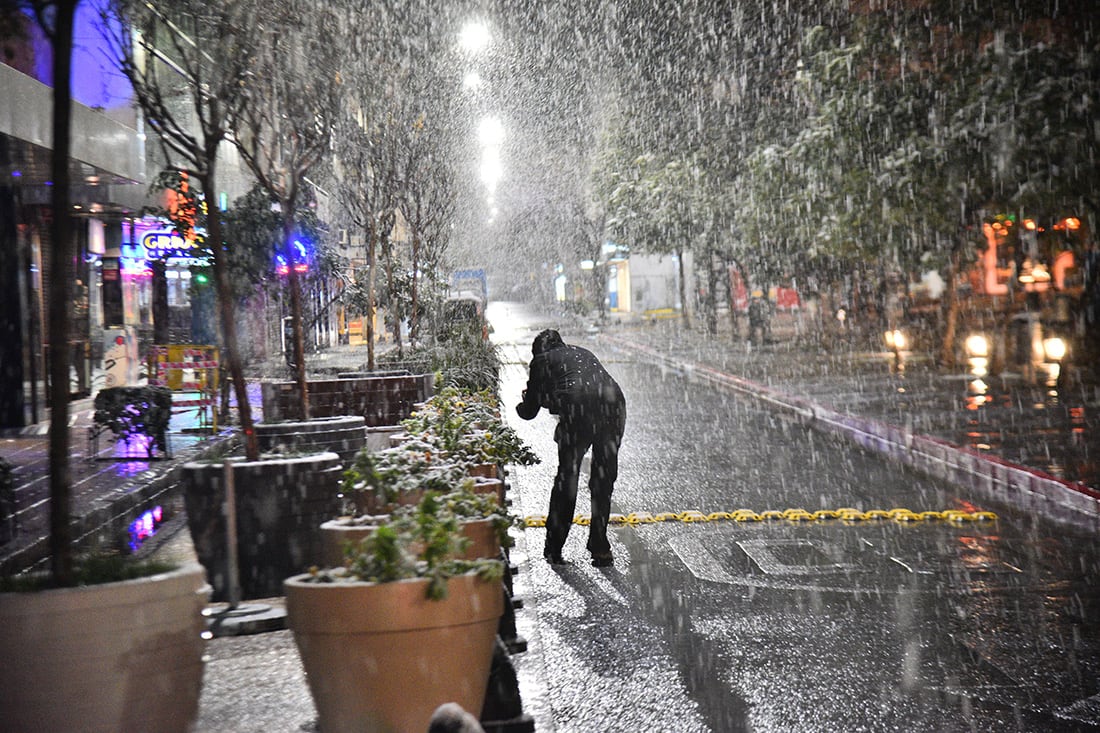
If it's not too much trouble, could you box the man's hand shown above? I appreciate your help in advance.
[516,390,539,420]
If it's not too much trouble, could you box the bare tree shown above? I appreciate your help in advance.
[396,43,465,344]
[401,123,458,345]
[230,0,342,417]
[329,101,402,371]
[103,0,262,458]
[325,0,455,363]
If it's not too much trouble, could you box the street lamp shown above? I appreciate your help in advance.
[459,21,490,54]
[964,333,990,378]
[478,116,504,216]
[478,116,504,146]
[1043,337,1067,362]
[463,71,482,91]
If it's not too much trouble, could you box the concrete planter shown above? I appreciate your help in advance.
[181,452,343,600]
[366,424,405,452]
[254,415,366,464]
[0,563,209,733]
[261,373,434,425]
[285,571,502,733]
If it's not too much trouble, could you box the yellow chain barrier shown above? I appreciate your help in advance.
[521,507,997,528]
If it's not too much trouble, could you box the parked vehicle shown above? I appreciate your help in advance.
[441,294,488,342]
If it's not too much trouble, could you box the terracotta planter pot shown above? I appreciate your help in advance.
[472,476,506,506]
[285,571,503,733]
[318,517,384,568]
[0,563,209,733]
[460,517,501,560]
[351,486,425,517]
[468,462,499,480]
[320,517,501,568]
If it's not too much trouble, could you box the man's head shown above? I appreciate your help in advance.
[532,329,565,355]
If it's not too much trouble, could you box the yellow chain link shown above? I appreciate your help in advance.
[522,507,997,528]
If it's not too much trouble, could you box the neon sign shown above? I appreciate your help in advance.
[141,231,197,260]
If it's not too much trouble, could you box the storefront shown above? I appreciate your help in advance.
[978,214,1085,300]
[108,217,208,347]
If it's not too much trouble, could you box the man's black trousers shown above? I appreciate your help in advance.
[544,406,626,559]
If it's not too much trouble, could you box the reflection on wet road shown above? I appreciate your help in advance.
[494,302,1100,733]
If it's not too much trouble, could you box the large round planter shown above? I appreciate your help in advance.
[255,415,367,464]
[260,373,434,425]
[285,571,503,733]
[319,516,501,568]
[0,563,209,733]
[181,452,344,600]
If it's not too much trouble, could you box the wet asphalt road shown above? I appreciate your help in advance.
[494,302,1100,733]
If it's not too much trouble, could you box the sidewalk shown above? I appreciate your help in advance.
[592,308,1100,524]
[0,338,402,575]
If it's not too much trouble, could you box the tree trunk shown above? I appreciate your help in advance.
[201,169,258,460]
[365,221,376,371]
[939,244,961,368]
[590,240,605,323]
[151,261,169,344]
[410,233,420,346]
[48,1,77,586]
[675,245,691,329]
[704,252,718,336]
[384,238,401,356]
[285,215,310,419]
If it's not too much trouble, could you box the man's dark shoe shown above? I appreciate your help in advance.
[591,553,614,568]
[544,552,568,565]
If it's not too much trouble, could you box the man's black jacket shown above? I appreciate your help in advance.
[516,342,624,425]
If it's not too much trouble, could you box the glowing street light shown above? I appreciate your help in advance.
[463,71,483,91]
[478,116,504,197]
[478,116,504,146]
[480,154,502,192]
[459,21,490,54]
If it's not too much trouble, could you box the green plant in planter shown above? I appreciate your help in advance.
[437,480,516,551]
[381,338,502,394]
[0,552,176,592]
[340,440,470,513]
[312,492,503,600]
[93,385,173,457]
[401,387,540,469]
[338,439,517,553]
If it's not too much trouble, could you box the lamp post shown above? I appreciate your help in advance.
[459,20,490,54]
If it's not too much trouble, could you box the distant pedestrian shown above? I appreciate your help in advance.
[747,290,772,346]
[516,329,626,567]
